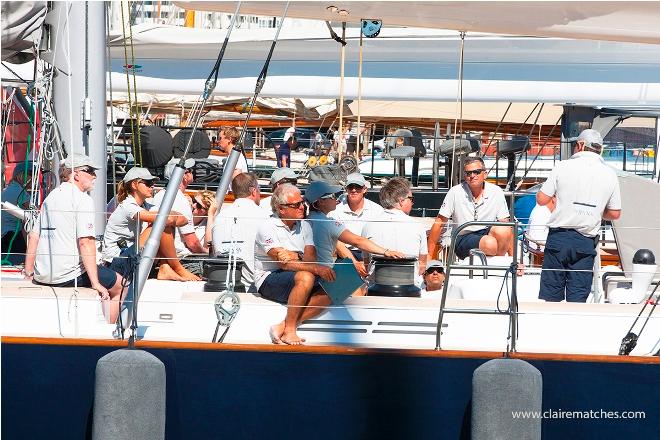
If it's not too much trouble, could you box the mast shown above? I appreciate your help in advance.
[47,1,107,229]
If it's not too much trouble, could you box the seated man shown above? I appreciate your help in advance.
[260,167,298,213]
[24,154,126,323]
[362,177,428,277]
[212,173,269,291]
[420,260,446,299]
[151,158,207,256]
[254,183,335,345]
[328,172,384,261]
[428,157,512,261]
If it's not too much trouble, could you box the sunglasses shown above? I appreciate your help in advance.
[319,193,338,201]
[278,178,298,186]
[77,166,97,176]
[193,200,207,210]
[465,169,485,176]
[140,179,155,188]
[405,195,415,203]
[281,200,305,209]
[425,267,445,275]
[346,184,365,191]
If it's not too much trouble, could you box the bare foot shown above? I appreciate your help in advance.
[157,264,185,281]
[280,330,306,346]
[269,322,285,344]
[173,266,202,281]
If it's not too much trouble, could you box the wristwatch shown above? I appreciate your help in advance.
[21,269,34,277]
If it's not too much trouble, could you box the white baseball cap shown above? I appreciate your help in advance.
[164,158,196,180]
[576,129,603,147]
[123,167,157,183]
[345,172,367,187]
[270,167,298,186]
[66,153,100,170]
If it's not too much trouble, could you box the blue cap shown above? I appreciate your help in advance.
[304,180,342,204]
[12,161,33,179]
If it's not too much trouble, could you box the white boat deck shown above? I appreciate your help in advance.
[3,274,659,357]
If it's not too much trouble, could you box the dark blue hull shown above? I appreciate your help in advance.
[2,339,658,439]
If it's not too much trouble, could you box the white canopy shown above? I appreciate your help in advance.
[108,22,660,105]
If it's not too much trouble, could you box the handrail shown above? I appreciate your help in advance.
[435,219,520,352]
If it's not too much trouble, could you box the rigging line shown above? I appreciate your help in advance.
[337,22,347,160]
[450,31,466,189]
[127,2,142,162]
[119,1,138,165]
[483,102,512,156]
[235,2,290,152]
[84,1,89,99]
[514,115,562,190]
[513,103,539,137]
[505,102,544,191]
[106,2,117,199]
[356,24,364,161]
[1,62,28,83]
[179,1,242,154]
[64,1,75,158]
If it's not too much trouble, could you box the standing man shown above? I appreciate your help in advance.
[151,158,207,256]
[23,154,126,323]
[329,172,384,260]
[536,129,621,302]
[427,157,512,260]
[218,126,249,181]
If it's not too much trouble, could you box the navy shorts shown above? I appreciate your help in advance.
[109,247,138,279]
[258,269,323,304]
[276,146,290,167]
[37,265,119,289]
[454,227,491,260]
[539,228,597,302]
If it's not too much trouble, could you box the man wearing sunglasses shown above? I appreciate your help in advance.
[420,260,446,299]
[428,156,512,261]
[254,184,336,345]
[24,153,127,324]
[328,172,384,261]
[151,158,208,255]
[536,129,621,302]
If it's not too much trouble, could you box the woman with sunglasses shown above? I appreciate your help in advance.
[191,190,218,251]
[102,167,200,281]
[304,181,405,279]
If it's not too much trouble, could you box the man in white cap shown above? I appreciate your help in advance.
[420,260,446,299]
[23,153,127,323]
[536,128,621,302]
[328,172,384,260]
[151,158,207,255]
[260,167,298,213]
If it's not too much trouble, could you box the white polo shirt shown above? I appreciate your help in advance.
[438,181,510,235]
[540,151,621,237]
[103,195,149,263]
[253,216,314,290]
[33,182,96,284]
[212,197,269,286]
[151,188,195,256]
[306,211,346,266]
[328,196,384,249]
[361,209,428,258]
[259,195,274,213]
